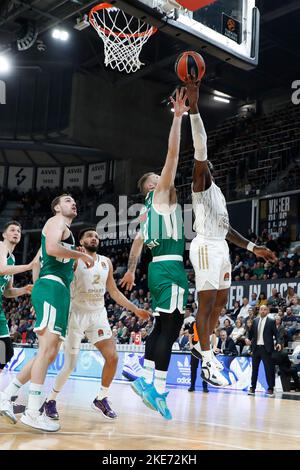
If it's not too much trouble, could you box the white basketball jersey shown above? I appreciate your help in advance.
[71,255,109,312]
[192,182,229,241]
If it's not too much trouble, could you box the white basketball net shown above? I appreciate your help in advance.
[89,5,157,73]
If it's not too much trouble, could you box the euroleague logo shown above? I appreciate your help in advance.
[224,272,230,281]
[98,329,104,337]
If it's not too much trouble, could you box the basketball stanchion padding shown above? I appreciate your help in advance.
[175,0,217,11]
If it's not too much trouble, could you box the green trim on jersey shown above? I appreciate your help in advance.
[140,190,185,257]
[39,231,75,288]
[0,252,15,337]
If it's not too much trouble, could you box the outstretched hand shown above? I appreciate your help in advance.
[185,71,201,109]
[170,87,190,118]
[253,246,277,263]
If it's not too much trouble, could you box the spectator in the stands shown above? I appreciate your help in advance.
[219,308,234,328]
[291,296,300,316]
[230,300,241,320]
[215,330,238,356]
[285,287,296,306]
[275,315,288,347]
[223,318,233,336]
[238,297,251,321]
[282,307,299,342]
[230,318,246,348]
[256,292,268,308]
[249,292,258,308]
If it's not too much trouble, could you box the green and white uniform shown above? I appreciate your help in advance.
[0,253,15,338]
[140,190,188,315]
[32,230,75,340]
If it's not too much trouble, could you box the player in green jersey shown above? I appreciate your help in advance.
[120,88,190,420]
[0,194,94,432]
[0,221,33,373]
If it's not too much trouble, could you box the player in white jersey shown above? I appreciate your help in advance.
[186,78,277,387]
[41,228,149,421]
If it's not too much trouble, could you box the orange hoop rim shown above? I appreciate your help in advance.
[89,2,158,39]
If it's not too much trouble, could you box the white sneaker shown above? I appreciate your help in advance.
[0,392,17,424]
[212,352,224,371]
[201,361,229,387]
[20,410,60,432]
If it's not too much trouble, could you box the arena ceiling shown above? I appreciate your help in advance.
[0,0,299,165]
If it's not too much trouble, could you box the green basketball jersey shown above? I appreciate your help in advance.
[0,252,15,337]
[140,190,185,257]
[39,230,75,288]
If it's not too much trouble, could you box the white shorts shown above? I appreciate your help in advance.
[189,236,231,292]
[65,308,112,354]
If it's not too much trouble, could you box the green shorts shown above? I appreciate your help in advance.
[0,310,9,338]
[32,277,71,340]
[148,260,189,315]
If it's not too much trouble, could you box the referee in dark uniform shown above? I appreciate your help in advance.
[188,321,208,393]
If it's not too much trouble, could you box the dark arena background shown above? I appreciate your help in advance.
[0,0,300,454]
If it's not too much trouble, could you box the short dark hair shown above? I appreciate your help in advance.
[78,227,97,240]
[137,172,155,194]
[51,194,72,215]
[3,220,22,232]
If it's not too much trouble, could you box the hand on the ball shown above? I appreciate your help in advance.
[170,87,190,117]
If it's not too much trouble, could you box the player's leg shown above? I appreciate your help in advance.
[142,308,184,420]
[131,316,161,400]
[0,337,17,424]
[209,288,229,371]
[42,312,83,419]
[20,328,62,431]
[93,337,118,419]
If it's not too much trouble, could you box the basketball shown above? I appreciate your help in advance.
[175,51,206,83]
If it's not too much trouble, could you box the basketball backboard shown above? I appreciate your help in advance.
[112,0,260,70]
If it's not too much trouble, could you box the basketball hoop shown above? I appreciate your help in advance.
[89,3,158,73]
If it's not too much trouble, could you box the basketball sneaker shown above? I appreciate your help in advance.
[201,361,229,387]
[131,377,156,410]
[40,400,59,420]
[92,397,117,420]
[20,410,60,432]
[212,352,224,371]
[122,353,144,381]
[0,392,17,424]
[247,387,255,396]
[142,385,172,420]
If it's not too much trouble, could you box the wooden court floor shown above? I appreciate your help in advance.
[0,372,300,450]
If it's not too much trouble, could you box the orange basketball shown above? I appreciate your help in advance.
[175,51,206,83]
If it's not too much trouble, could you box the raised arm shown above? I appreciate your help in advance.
[119,232,144,291]
[106,259,150,320]
[226,225,277,262]
[0,243,32,276]
[185,79,212,193]
[155,88,189,193]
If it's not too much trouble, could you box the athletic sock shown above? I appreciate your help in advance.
[47,388,60,402]
[97,386,110,400]
[154,370,167,394]
[142,359,154,384]
[3,378,23,400]
[27,383,43,416]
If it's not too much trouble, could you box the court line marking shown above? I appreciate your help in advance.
[0,431,251,450]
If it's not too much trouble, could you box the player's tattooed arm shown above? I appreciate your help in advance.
[120,232,144,291]
[226,225,277,262]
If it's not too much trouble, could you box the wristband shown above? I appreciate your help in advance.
[247,242,256,252]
